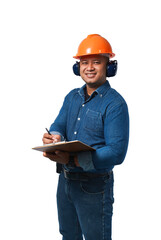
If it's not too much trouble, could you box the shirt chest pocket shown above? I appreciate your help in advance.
[84,109,104,132]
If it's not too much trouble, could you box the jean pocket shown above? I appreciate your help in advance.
[84,109,103,132]
[80,177,106,194]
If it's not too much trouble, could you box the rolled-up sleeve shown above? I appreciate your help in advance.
[77,151,95,171]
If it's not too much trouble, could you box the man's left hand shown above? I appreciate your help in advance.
[43,150,69,164]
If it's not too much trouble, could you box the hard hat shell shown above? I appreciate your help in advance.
[73,34,115,59]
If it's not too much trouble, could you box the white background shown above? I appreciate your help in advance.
[0,0,161,239]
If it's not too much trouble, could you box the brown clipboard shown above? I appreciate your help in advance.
[32,140,95,153]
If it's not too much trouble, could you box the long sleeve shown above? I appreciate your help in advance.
[91,102,129,170]
[49,94,70,139]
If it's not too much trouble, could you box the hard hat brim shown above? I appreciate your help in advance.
[73,52,115,59]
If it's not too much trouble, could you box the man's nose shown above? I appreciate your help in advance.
[87,62,95,71]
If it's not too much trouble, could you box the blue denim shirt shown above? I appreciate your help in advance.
[50,80,129,173]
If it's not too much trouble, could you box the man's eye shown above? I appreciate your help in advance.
[94,61,100,64]
[81,61,88,65]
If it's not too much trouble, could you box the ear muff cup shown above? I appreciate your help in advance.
[73,60,117,77]
[73,61,80,76]
[107,60,117,77]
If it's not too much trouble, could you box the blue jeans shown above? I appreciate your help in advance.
[57,171,114,240]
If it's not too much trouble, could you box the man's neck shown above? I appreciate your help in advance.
[86,87,93,96]
[86,81,105,96]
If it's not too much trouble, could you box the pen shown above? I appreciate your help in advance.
[45,128,51,135]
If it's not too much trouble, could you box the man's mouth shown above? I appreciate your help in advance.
[85,73,96,78]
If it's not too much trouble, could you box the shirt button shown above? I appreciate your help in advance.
[100,94,102,97]
[82,104,85,107]
[74,131,77,135]
[78,118,80,121]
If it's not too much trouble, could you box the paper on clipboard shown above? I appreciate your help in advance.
[32,140,95,153]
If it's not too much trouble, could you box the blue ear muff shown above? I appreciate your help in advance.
[73,61,80,76]
[107,60,117,77]
[73,60,118,77]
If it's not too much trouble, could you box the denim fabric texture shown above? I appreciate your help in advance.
[57,171,114,240]
[50,80,129,173]
[49,80,129,240]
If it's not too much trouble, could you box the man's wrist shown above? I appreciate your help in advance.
[66,154,80,168]
[66,155,76,169]
[74,155,80,167]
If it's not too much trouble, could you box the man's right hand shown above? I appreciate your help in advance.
[42,133,61,144]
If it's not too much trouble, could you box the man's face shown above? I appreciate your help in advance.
[79,55,108,90]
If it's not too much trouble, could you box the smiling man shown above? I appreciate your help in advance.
[80,55,108,94]
[42,34,129,240]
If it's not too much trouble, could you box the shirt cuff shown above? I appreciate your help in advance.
[50,131,65,141]
[77,151,95,171]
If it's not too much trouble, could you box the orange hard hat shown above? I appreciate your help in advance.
[73,34,115,59]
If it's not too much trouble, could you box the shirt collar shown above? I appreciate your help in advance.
[78,80,111,98]
[95,80,111,97]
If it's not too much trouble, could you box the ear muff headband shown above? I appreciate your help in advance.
[73,60,117,77]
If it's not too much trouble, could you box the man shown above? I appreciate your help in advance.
[42,34,129,240]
